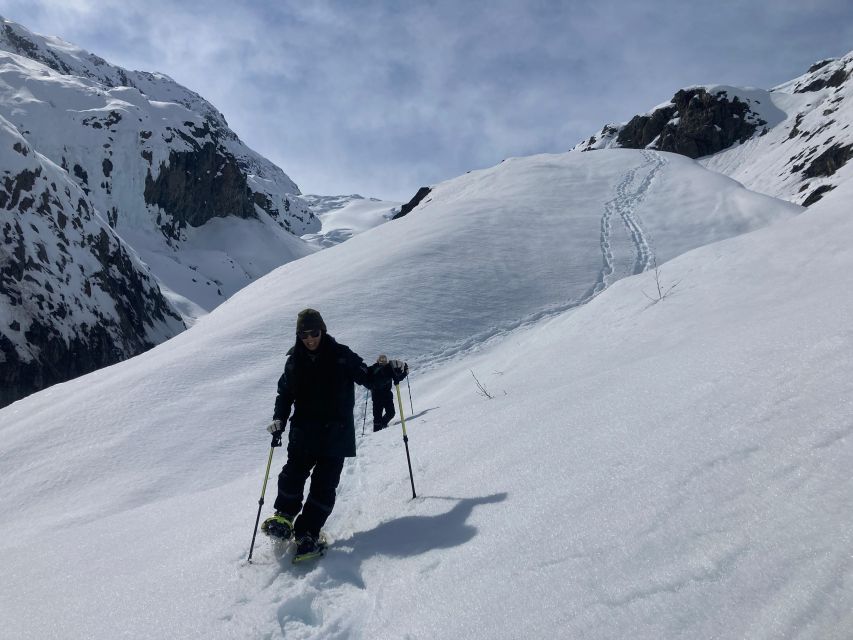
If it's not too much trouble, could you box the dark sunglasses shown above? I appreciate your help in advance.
[298,328,322,339]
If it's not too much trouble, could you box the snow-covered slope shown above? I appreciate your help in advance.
[575,51,853,207]
[301,194,400,248]
[0,149,826,639]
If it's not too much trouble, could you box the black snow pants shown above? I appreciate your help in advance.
[372,388,395,431]
[274,450,345,538]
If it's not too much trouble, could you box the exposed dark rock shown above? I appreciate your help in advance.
[144,141,256,231]
[788,113,805,139]
[802,143,853,178]
[808,59,834,73]
[802,184,836,206]
[615,89,763,158]
[251,190,289,228]
[72,163,88,185]
[615,105,677,149]
[102,158,113,177]
[795,68,851,94]
[393,187,432,220]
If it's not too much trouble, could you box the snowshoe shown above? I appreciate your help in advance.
[261,512,294,540]
[292,533,327,563]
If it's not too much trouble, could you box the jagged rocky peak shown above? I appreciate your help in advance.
[0,14,317,243]
[575,50,853,207]
[617,88,768,158]
[0,15,327,407]
[575,86,772,158]
[0,115,185,408]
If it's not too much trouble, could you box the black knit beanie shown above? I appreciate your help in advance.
[296,308,326,334]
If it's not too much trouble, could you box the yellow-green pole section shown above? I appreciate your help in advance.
[395,383,417,499]
[248,436,278,563]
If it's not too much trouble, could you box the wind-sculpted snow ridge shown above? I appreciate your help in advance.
[0,115,184,407]
[574,51,853,207]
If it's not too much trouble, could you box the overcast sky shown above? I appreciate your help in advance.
[4,1,852,201]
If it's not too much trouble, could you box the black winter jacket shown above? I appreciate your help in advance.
[367,362,394,396]
[273,334,370,457]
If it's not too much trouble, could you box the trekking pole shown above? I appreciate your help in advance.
[394,383,417,499]
[406,374,414,414]
[361,389,369,436]
[247,431,281,563]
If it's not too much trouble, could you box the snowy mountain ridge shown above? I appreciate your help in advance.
[0,16,322,406]
[574,50,853,207]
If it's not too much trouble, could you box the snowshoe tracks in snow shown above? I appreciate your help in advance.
[591,150,664,299]
[418,151,666,373]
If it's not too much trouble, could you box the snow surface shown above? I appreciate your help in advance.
[3,150,849,640]
[300,194,400,249]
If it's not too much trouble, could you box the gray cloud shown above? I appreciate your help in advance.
[3,0,853,200]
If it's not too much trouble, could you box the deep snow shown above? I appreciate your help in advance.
[1,150,850,640]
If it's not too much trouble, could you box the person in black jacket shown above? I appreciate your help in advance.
[368,355,394,431]
[368,355,409,431]
[262,308,371,560]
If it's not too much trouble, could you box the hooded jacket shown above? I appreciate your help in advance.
[273,334,370,457]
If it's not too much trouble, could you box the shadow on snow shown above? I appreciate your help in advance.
[283,493,508,587]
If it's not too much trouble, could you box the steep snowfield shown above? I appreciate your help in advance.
[2,151,844,640]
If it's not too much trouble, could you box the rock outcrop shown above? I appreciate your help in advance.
[575,51,853,207]
[614,88,767,158]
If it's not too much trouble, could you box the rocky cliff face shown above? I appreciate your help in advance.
[575,86,770,156]
[0,117,185,407]
[0,16,317,274]
[0,16,323,406]
[575,52,853,207]
[612,88,767,159]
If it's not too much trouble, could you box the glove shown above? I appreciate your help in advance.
[267,419,283,434]
[390,360,408,382]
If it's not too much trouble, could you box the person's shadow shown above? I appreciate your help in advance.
[285,493,507,587]
[390,406,438,424]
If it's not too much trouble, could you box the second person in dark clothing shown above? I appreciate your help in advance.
[368,354,409,432]
[368,354,395,431]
